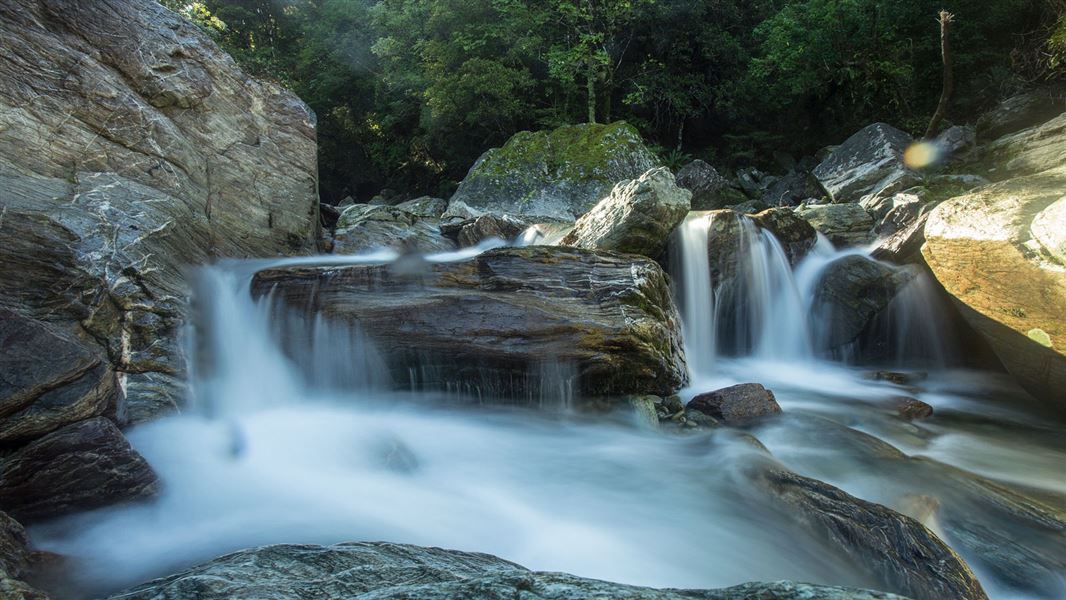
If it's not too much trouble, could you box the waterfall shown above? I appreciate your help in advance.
[676,214,716,374]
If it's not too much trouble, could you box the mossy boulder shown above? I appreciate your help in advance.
[444,122,660,224]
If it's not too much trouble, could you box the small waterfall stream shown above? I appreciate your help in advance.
[27,224,1066,600]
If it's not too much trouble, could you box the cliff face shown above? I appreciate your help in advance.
[0,0,320,420]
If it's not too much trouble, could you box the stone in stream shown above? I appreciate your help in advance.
[0,0,320,423]
[687,384,782,424]
[394,196,449,219]
[561,167,691,258]
[0,309,121,444]
[812,123,921,203]
[0,417,157,522]
[922,166,1066,408]
[811,255,919,351]
[333,205,455,255]
[795,203,875,247]
[104,540,911,600]
[443,122,660,225]
[251,246,688,399]
[0,511,48,598]
[891,396,934,421]
[749,207,818,265]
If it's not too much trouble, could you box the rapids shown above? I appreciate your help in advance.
[29,228,1066,599]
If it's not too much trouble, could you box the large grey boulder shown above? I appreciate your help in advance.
[813,124,920,203]
[252,247,688,399]
[106,541,910,600]
[393,196,449,219]
[977,86,1066,140]
[923,167,1066,408]
[333,205,455,255]
[796,203,875,247]
[0,417,157,522]
[811,256,919,351]
[984,111,1066,177]
[0,0,320,422]
[444,122,659,224]
[0,309,120,444]
[675,160,745,210]
[561,167,691,258]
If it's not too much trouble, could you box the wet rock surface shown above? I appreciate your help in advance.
[333,205,455,255]
[750,207,818,264]
[687,384,782,424]
[812,255,919,350]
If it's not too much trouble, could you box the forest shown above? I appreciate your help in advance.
[160,0,1066,203]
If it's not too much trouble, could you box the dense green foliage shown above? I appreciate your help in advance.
[160,0,1063,202]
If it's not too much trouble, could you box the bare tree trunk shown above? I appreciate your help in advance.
[925,10,955,139]
[586,59,597,124]
[676,119,684,152]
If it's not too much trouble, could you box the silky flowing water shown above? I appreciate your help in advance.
[30,230,1066,599]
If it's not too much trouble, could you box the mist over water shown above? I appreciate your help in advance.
[30,232,1066,599]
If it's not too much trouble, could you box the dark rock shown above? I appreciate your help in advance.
[812,256,919,350]
[687,383,781,424]
[750,207,817,265]
[762,169,824,207]
[333,206,455,255]
[748,463,987,600]
[674,160,745,210]
[892,396,933,420]
[933,126,976,162]
[455,214,530,248]
[252,246,688,399]
[875,197,923,236]
[106,541,909,600]
[444,122,659,223]
[0,417,157,522]
[0,309,118,445]
[977,86,1066,140]
[871,213,928,264]
[0,0,319,421]
[394,196,448,219]
[813,124,920,203]
[796,203,875,247]
[561,168,691,258]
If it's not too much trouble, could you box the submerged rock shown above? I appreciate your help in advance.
[687,384,782,424]
[796,203,875,247]
[922,167,1066,408]
[444,122,659,224]
[0,417,157,522]
[812,256,919,351]
[813,123,920,203]
[106,541,910,600]
[333,205,455,255]
[562,167,691,258]
[252,246,688,399]
[0,0,320,422]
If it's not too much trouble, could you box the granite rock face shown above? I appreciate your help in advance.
[813,124,920,203]
[252,247,688,399]
[0,0,320,420]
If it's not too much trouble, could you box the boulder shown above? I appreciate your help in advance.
[749,207,817,265]
[762,169,824,206]
[872,214,928,264]
[454,214,530,248]
[674,160,745,210]
[333,205,455,255]
[444,122,659,224]
[106,541,909,600]
[747,463,987,600]
[0,512,45,599]
[394,196,449,219]
[252,247,688,399]
[686,383,781,424]
[796,203,875,247]
[933,126,976,162]
[0,309,120,444]
[0,0,319,422]
[977,86,1066,140]
[875,196,924,236]
[892,396,934,420]
[813,124,920,203]
[561,167,691,258]
[812,256,919,350]
[0,417,157,522]
[861,191,926,223]
[922,167,1066,407]
[984,111,1066,177]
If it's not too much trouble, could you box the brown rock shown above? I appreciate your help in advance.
[687,383,781,424]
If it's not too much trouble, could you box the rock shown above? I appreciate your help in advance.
[892,396,934,420]
[813,123,920,203]
[812,256,919,350]
[0,0,319,421]
[687,383,782,424]
[444,122,659,224]
[674,160,745,210]
[105,541,911,600]
[934,125,977,162]
[871,213,928,264]
[861,191,926,223]
[747,463,988,600]
[749,207,817,265]
[923,167,1066,407]
[985,111,1066,177]
[1032,197,1066,264]
[0,309,120,444]
[454,214,530,248]
[561,168,691,258]
[735,167,773,198]
[393,196,448,219]
[977,86,1066,140]
[796,203,875,247]
[875,196,924,236]
[0,417,157,522]
[333,205,455,255]
[252,247,688,399]
[762,169,824,206]
[725,198,769,214]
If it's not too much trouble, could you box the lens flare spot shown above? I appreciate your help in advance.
[904,142,940,169]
